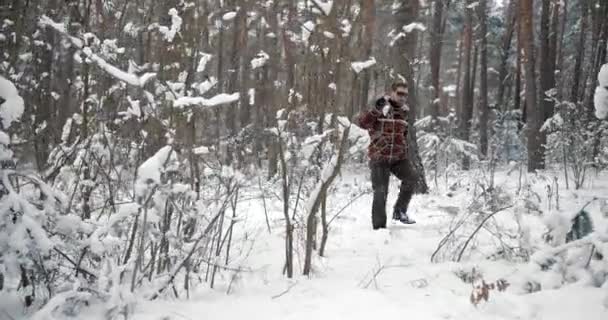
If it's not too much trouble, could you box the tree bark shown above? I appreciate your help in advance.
[429,0,445,122]
[458,0,474,169]
[521,0,542,171]
[392,0,428,194]
[539,0,556,165]
[360,0,375,109]
[570,0,588,103]
[496,0,517,112]
[478,0,489,157]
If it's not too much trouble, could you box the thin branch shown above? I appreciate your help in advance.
[456,205,514,262]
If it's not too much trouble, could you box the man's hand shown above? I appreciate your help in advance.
[401,104,410,112]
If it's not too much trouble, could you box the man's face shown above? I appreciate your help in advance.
[390,86,408,107]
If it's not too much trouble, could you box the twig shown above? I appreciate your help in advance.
[456,205,514,262]
[53,248,97,280]
[149,204,226,300]
[258,176,272,233]
[585,245,596,268]
[327,191,370,226]
[430,210,474,263]
[360,263,413,289]
[271,281,298,299]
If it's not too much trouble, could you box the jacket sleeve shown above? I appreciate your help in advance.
[357,108,382,130]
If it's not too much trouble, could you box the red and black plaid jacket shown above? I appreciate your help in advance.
[357,98,409,162]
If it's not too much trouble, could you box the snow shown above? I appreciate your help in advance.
[71,167,608,320]
[193,145,211,155]
[251,51,270,69]
[83,47,156,87]
[302,21,316,43]
[158,8,182,42]
[323,31,335,39]
[0,75,24,129]
[197,76,217,94]
[174,93,240,108]
[351,57,377,73]
[223,11,237,21]
[135,146,178,195]
[341,19,352,37]
[311,0,333,15]
[594,63,608,119]
[468,1,481,9]
[403,22,427,33]
[197,53,213,72]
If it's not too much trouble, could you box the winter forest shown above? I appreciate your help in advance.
[1,0,608,319]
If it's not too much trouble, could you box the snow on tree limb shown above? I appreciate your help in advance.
[351,57,376,73]
[403,22,427,33]
[39,15,156,87]
[0,75,24,129]
[82,48,156,87]
[311,0,333,15]
[173,93,240,108]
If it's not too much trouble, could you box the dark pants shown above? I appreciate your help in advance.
[370,159,416,229]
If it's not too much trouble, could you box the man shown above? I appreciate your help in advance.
[357,82,417,229]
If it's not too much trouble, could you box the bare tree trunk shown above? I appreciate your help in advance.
[455,31,464,116]
[390,0,428,194]
[496,0,517,112]
[458,0,474,169]
[556,0,568,102]
[319,192,329,257]
[303,127,350,276]
[278,134,293,278]
[429,0,445,122]
[478,0,489,157]
[570,0,588,103]
[521,0,542,172]
[515,12,522,115]
[360,0,375,107]
[539,0,556,166]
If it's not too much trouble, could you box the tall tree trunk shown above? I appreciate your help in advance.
[458,0,474,169]
[429,0,445,122]
[496,0,517,111]
[556,0,568,102]
[360,0,375,108]
[538,0,555,167]
[584,0,608,116]
[570,0,588,103]
[478,0,489,157]
[521,0,542,171]
[515,12,522,115]
[393,0,428,194]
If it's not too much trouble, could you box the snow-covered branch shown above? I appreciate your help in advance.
[173,93,240,108]
[0,75,24,131]
[39,15,156,87]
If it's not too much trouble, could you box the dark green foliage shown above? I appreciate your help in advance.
[566,210,594,242]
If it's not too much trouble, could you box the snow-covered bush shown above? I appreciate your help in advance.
[0,76,74,311]
[416,109,479,189]
[267,108,368,277]
[543,100,608,188]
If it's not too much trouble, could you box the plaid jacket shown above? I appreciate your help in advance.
[357,98,409,162]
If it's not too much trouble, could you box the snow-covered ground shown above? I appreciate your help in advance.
[72,164,608,320]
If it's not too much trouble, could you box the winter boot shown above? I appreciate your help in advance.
[393,208,416,224]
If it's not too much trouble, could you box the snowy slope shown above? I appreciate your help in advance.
[77,166,608,320]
